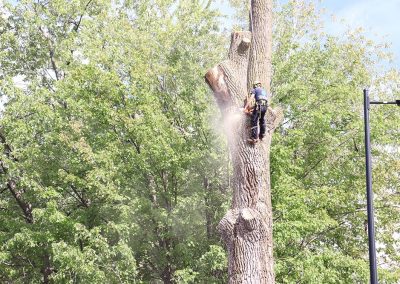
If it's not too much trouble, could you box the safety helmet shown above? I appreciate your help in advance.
[253,80,261,87]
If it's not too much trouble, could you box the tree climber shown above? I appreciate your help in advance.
[244,80,268,143]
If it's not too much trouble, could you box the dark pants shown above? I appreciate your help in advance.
[251,105,267,139]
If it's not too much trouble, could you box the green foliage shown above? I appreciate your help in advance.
[226,0,250,30]
[0,0,228,283]
[196,245,228,283]
[271,1,400,283]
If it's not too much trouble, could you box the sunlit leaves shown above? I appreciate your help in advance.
[271,1,400,282]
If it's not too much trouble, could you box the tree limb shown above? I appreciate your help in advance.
[7,180,33,224]
[72,0,94,32]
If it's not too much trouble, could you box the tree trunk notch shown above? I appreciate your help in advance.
[205,1,281,283]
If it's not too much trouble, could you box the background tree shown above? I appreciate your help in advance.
[0,0,229,283]
[270,1,400,282]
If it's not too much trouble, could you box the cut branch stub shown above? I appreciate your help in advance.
[205,65,232,110]
[205,31,252,110]
[266,107,284,134]
[217,208,270,283]
[217,209,239,246]
[238,37,251,55]
[240,208,260,232]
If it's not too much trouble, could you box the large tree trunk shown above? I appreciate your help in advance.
[205,0,282,283]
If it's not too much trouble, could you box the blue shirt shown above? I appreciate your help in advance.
[251,87,268,102]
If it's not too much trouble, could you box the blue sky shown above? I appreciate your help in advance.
[215,0,400,68]
[320,0,400,67]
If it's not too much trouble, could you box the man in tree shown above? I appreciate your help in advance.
[205,0,282,281]
[245,80,269,143]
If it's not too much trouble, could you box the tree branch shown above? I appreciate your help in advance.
[49,48,60,80]
[72,0,94,32]
[7,180,33,223]
[70,185,90,208]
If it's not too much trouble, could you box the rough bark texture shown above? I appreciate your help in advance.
[205,1,282,283]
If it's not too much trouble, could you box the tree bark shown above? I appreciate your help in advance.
[205,1,282,283]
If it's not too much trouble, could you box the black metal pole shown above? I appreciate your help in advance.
[363,89,378,284]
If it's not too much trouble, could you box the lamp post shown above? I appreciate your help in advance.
[363,89,400,284]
